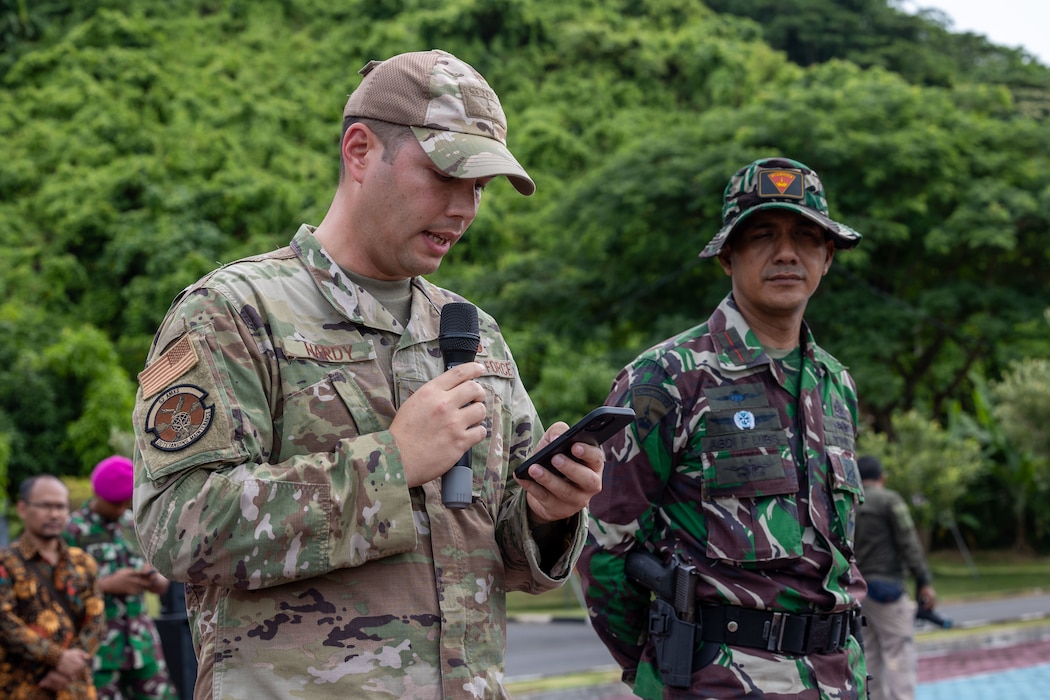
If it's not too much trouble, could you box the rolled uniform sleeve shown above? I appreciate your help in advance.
[490,360,588,592]
[579,360,678,675]
[499,489,587,591]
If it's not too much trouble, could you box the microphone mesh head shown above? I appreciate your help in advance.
[439,302,480,353]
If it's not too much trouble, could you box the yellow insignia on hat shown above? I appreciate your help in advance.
[759,169,805,198]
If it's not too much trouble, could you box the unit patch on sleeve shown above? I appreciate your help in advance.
[144,384,215,451]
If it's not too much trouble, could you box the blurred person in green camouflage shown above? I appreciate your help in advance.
[579,157,868,699]
[63,456,177,700]
[130,49,604,700]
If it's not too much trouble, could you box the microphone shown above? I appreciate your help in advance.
[439,302,480,508]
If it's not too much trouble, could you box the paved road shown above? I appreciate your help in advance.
[506,592,1050,682]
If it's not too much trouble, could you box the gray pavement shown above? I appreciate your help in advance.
[507,591,1050,699]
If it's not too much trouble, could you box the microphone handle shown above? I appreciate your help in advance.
[441,359,474,509]
[442,455,473,508]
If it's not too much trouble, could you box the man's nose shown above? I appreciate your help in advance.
[771,233,800,261]
[447,180,481,220]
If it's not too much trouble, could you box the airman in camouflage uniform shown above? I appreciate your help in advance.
[131,50,603,700]
[579,157,868,699]
[64,456,177,700]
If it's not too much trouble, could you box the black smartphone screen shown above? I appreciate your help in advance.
[514,406,635,481]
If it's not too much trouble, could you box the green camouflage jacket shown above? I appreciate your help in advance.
[132,225,584,699]
[63,505,165,672]
[579,294,867,699]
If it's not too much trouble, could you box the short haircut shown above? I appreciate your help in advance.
[340,117,414,177]
[18,474,65,502]
[857,456,883,481]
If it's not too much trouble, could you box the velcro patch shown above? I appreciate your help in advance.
[705,383,767,410]
[284,339,376,363]
[705,407,781,435]
[482,358,515,379]
[461,82,504,125]
[758,169,804,199]
[143,384,215,452]
[714,453,786,486]
[138,335,198,399]
[630,384,675,443]
[703,430,784,453]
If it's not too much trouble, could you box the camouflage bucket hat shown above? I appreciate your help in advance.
[698,157,862,258]
[343,49,535,196]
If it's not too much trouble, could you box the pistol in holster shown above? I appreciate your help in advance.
[625,550,699,688]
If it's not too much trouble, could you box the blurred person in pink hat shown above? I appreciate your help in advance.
[63,456,177,700]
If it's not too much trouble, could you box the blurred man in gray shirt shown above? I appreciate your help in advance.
[855,455,936,700]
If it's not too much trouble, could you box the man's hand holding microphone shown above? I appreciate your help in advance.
[388,302,603,521]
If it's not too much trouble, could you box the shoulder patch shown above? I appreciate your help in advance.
[630,384,675,443]
[143,384,215,451]
[139,335,199,399]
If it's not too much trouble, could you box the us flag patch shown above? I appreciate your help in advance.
[138,335,198,399]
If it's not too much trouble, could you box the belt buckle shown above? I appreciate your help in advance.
[765,612,786,652]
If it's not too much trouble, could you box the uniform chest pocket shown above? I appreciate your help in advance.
[397,377,508,512]
[280,353,395,457]
[698,409,803,565]
[826,430,862,550]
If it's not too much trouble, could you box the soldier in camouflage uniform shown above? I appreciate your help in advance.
[855,456,936,700]
[579,157,868,699]
[63,456,177,700]
[131,50,604,700]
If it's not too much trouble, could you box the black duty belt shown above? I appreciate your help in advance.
[697,606,859,656]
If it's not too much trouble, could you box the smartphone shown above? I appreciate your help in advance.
[514,406,635,481]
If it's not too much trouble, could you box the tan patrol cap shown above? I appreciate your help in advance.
[343,49,535,196]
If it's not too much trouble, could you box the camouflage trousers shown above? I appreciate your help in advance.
[94,657,178,700]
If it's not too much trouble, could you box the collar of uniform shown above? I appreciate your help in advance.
[711,294,840,375]
[290,225,477,352]
[292,224,408,334]
[811,341,845,373]
[710,294,766,370]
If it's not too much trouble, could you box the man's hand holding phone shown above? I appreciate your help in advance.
[515,406,634,524]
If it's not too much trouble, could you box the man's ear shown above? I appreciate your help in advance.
[717,247,733,276]
[342,123,374,183]
[822,239,835,275]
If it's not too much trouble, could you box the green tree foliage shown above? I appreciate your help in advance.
[704,0,1050,118]
[948,361,1050,552]
[498,60,1050,434]
[989,358,1050,548]
[992,357,1050,469]
[858,409,984,547]
[0,0,1047,555]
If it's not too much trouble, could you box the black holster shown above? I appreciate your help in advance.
[647,597,697,688]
